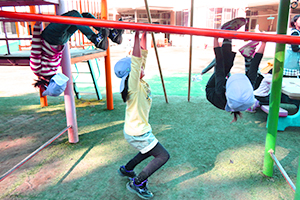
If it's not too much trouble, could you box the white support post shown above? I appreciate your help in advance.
[56,0,79,143]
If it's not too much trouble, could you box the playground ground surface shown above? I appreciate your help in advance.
[1,44,299,199]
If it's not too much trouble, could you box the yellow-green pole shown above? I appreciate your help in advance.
[262,0,289,177]
[294,156,300,199]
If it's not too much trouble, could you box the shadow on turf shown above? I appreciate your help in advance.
[1,93,299,199]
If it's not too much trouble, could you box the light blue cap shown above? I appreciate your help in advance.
[225,73,255,112]
[114,57,131,92]
[42,73,69,97]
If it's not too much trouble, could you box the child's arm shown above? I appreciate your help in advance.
[132,31,141,58]
[214,37,220,48]
[30,22,43,74]
[128,31,143,92]
[140,32,148,70]
[141,32,147,50]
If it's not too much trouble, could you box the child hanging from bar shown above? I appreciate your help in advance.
[205,37,267,123]
[114,31,170,199]
[30,10,124,96]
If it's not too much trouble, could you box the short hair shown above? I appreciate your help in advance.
[291,14,300,28]
[33,75,54,89]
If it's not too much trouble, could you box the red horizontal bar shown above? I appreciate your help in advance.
[0,10,299,44]
[0,38,32,40]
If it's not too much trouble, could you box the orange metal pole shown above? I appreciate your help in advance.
[28,6,48,107]
[101,0,114,110]
[79,0,84,46]
[29,6,36,34]
[39,87,48,107]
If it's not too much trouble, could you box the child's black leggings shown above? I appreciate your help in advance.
[125,142,170,184]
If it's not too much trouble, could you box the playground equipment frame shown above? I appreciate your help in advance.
[1,0,300,198]
[0,126,71,182]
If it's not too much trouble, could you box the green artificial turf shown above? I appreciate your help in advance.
[77,73,211,98]
[0,73,299,200]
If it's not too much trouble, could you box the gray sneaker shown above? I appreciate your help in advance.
[126,178,153,199]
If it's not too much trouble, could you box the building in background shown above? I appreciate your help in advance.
[246,0,300,33]
[1,0,300,51]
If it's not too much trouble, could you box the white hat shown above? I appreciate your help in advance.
[114,57,131,92]
[42,73,69,97]
[225,73,255,112]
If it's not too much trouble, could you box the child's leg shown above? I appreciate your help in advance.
[206,38,223,91]
[221,39,236,76]
[206,38,229,109]
[81,12,105,32]
[245,57,252,76]
[214,46,227,94]
[64,10,109,49]
[126,143,169,184]
[63,10,97,41]
[81,12,98,29]
[41,10,95,45]
[281,94,300,108]
[206,38,229,95]
[247,42,266,88]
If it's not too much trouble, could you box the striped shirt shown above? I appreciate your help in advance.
[30,25,65,77]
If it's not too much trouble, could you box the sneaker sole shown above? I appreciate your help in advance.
[239,41,259,57]
[117,168,135,179]
[239,41,259,51]
[126,182,153,199]
[118,169,125,177]
[245,110,256,113]
[221,17,247,30]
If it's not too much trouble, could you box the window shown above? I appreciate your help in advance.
[250,19,257,29]
[0,22,17,35]
[206,8,237,29]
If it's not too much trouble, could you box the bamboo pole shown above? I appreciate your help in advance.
[144,0,168,103]
[188,0,194,102]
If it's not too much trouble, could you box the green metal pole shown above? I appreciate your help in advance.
[262,0,290,177]
[295,154,300,199]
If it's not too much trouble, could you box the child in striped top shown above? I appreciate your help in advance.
[30,10,124,96]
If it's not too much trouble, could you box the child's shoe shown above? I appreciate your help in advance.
[126,178,153,199]
[109,18,124,44]
[90,29,109,50]
[220,17,247,30]
[118,165,136,178]
[246,99,260,113]
[239,41,259,58]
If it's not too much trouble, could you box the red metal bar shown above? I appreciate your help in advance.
[1,10,300,44]
[0,38,31,40]
[269,150,296,192]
